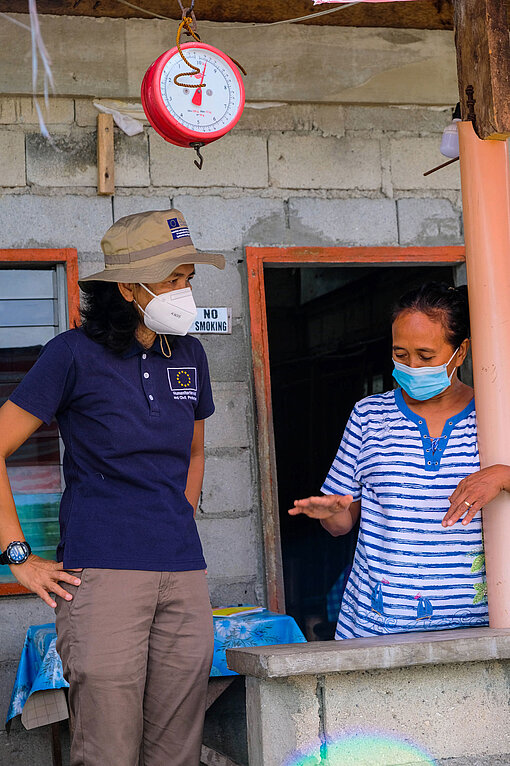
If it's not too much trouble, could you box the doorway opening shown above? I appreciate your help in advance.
[264,263,459,639]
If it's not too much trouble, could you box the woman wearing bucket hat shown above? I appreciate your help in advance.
[0,209,225,765]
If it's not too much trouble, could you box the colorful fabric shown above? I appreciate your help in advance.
[6,624,68,726]
[9,328,214,572]
[211,609,306,676]
[6,612,306,724]
[322,389,488,638]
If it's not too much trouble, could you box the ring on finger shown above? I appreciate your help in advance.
[464,500,472,509]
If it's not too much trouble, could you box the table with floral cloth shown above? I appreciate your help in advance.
[211,609,306,676]
[7,610,306,728]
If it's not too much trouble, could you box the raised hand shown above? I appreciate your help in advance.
[289,494,358,536]
[289,494,353,519]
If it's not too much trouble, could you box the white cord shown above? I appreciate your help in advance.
[0,12,31,30]
[113,0,170,20]
[113,0,363,26]
[0,5,56,142]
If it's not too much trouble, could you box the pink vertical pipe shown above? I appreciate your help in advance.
[458,121,510,627]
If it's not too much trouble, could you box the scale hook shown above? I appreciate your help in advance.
[190,142,204,170]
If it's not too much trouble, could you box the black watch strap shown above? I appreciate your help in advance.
[0,541,31,565]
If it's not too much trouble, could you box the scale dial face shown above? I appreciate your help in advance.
[142,42,245,146]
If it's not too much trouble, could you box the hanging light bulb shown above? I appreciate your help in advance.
[440,103,461,159]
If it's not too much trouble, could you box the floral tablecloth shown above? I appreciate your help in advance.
[211,609,306,676]
[7,610,306,726]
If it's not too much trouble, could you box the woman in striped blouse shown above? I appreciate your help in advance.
[290,282,509,638]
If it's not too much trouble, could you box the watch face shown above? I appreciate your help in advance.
[159,47,243,135]
[7,541,30,564]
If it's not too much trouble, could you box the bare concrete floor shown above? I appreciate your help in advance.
[438,759,510,766]
[1,720,230,766]
[0,720,69,766]
[2,719,509,766]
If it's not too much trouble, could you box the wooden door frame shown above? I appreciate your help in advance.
[0,248,79,596]
[246,245,466,613]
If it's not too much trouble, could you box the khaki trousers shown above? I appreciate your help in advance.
[55,568,214,766]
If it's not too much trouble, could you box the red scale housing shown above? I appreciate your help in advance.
[142,42,245,148]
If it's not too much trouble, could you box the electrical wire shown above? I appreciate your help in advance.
[112,0,170,20]
[113,0,363,26]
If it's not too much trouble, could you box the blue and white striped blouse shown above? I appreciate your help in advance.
[321,389,489,639]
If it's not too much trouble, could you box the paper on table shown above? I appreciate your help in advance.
[212,606,264,618]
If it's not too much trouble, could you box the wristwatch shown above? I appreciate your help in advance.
[0,541,32,565]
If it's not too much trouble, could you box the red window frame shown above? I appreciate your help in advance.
[0,248,79,596]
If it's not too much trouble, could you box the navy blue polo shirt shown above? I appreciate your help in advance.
[9,328,214,571]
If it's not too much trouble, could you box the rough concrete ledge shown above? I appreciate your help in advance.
[226,627,510,678]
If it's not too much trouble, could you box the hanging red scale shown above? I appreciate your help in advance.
[142,16,246,169]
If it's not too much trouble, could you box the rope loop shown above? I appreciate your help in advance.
[173,4,247,87]
[173,16,204,88]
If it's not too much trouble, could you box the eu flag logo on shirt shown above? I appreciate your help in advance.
[167,367,197,394]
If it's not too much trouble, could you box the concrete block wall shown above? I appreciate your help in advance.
[243,662,510,766]
[0,101,463,246]
[228,629,510,766]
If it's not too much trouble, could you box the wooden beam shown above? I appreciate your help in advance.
[453,0,510,139]
[0,0,463,29]
[97,113,114,196]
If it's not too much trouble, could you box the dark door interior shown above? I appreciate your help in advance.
[265,264,456,639]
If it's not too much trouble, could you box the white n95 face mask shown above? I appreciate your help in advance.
[136,284,197,336]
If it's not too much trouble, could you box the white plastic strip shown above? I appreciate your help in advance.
[93,100,145,136]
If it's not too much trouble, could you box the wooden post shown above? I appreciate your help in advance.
[453,0,510,139]
[457,121,510,627]
[97,113,115,196]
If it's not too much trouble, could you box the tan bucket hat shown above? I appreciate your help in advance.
[79,208,225,284]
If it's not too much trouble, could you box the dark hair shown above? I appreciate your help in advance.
[392,281,470,349]
[80,281,140,355]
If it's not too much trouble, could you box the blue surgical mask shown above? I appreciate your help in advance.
[392,348,459,401]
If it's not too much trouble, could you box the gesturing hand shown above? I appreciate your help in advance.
[10,555,82,608]
[289,494,353,520]
[442,464,510,528]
